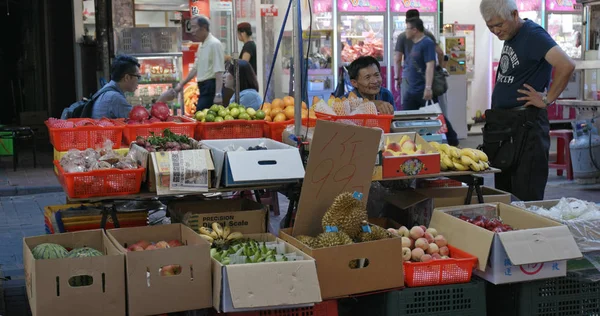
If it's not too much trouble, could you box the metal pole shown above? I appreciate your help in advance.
[292,0,302,137]
[231,1,240,103]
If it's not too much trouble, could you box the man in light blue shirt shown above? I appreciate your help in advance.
[91,55,140,119]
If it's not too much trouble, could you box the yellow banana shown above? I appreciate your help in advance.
[461,148,479,162]
[461,155,477,166]
[222,226,231,239]
[199,227,213,237]
[449,146,462,159]
[469,161,481,172]
[198,234,214,243]
[212,222,224,238]
[472,149,489,162]
[479,161,487,171]
[440,155,449,171]
[429,141,441,150]
[452,159,470,171]
[399,135,410,146]
[439,144,450,155]
[482,161,489,170]
[226,232,243,241]
[442,154,454,170]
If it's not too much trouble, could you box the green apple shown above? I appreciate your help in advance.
[246,108,256,118]
[214,116,224,122]
[230,108,240,118]
[194,111,205,121]
[255,110,266,120]
[224,115,234,121]
[210,105,220,112]
[205,114,215,122]
[202,108,209,114]
[218,109,228,117]
[238,113,250,120]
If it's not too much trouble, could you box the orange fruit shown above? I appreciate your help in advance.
[271,108,283,116]
[273,113,287,122]
[263,108,271,117]
[261,103,271,111]
[302,101,307,110]
[309,109,317,119]
[284,106,295,120]
[283,96,295,107]
[272,98,284,109]
[301,109,308,119]
[264,115,272,122]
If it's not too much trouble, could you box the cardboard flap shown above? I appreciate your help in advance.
[429,210,495,271]
[224,261,321,309]
[292,121,382,237]
[227,150,305,181]
[498,226,583,266]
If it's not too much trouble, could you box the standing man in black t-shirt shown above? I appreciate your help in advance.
[480,0,575,201]
[237,22,257,74]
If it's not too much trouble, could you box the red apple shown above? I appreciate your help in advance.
[167,240,183,248]
[492,226,505,233]
[387,142,402,152]
[145,245,157,251]
[424,232,435,243]
[401,140,416,153]
[420,254,433,263]
[486,219,502,230]
[439,246,450,256]
[382,150,396,157]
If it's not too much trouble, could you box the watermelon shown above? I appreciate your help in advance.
[67,247,103,287]
[67,247,103,258]
[31,243,68,260]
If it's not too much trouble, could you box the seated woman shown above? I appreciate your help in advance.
[224,60,262,110]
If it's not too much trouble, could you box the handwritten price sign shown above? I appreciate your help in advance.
[293,121,382,237]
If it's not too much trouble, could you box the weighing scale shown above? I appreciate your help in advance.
[392,103,446,143]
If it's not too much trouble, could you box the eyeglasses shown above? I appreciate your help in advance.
[128,73,142,79]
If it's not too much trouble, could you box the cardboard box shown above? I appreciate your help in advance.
[168,198,268,235]
[429,203,583,285]
[382,190,433,227]
[283,121,404,299]
[23,230,126,316]
[201,138,305,188]
[106,224,212,316]
[20,111,48,126]
[382,133,441,178]
[149,149,215,195]
[417,186,512,208]
[518,199,600,253]
[212,233,321,313]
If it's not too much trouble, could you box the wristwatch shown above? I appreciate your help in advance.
[542,95,553,106]
[215,93,222,98]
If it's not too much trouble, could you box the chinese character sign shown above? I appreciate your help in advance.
[392,0,438,13]
[338,0,386,12]
[190,0,210,17]
[546,0,577,11]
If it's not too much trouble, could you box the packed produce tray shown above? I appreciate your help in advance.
[46,118,124,151]
[265,118,319,142]
[54,161,145,199]
[113,116,196,145]
[44,204,148,233]
[403,245,478,287]
[196,120,265,140]
[315,112,393,132]
[208,300,338,316]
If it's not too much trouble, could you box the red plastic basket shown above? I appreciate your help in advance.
[403,245,478,287]
[315,112,393,132]
[209,300,338,316]
[46,119,124,151]
[195,120,265,140]
[265,118,320,142]
[54,161,145,199]
[113,116,197,145]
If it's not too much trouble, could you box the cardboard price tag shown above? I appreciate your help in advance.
[293,121,382,237]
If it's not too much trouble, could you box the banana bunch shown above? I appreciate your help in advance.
[198,222,243,248]
[184,84,199,116]
[429,142,489,172]
[210,240,289,265]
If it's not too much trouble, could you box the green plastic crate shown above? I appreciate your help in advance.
[518,269,600,316]
[386,277,486,315]
[0,132,13,156]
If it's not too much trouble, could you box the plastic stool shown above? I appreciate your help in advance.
[0,126,37,171]
[549,129,573,180]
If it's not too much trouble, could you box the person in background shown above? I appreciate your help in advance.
[346,56,395,115]
[402,18,436,111]
[394,9,444,100]
[225,23,257,75]
[175,15,225,110]
[224,60,262,110]
[480,0,575,201]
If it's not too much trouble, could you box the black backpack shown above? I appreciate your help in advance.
[61,85,119,119]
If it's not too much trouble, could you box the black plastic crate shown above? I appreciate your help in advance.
[519,269,600,316]
[387,277,486,315]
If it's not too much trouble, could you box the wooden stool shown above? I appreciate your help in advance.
[549,129,573,180]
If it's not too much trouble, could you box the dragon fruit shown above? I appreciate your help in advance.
[129,105,150,122]
[150,102,170,121]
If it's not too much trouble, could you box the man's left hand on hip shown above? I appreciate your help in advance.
[517,84,546,109]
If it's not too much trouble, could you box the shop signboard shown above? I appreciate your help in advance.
[189,0,210,17]
[517,0,541,12]
[391,0,438,13]
[546,0,577,11]
[338,0,386,12]
[260,4,279,17]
